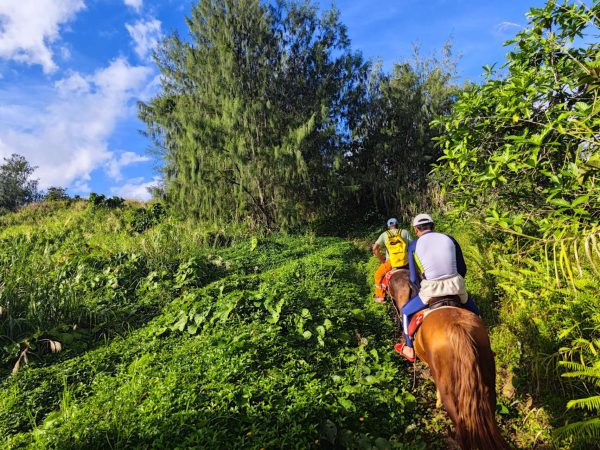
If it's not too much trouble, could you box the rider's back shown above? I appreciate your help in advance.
[414,232,458,280]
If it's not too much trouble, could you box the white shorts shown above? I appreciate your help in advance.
[419,273,468,305]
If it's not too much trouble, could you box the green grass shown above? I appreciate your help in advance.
[0,202,430,449]
[3,201,596,448]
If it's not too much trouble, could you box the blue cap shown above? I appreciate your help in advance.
[387,218,398,227]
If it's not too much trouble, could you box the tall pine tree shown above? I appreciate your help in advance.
[139,0,365,228]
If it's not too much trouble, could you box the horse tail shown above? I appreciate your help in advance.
[446,317,509,450]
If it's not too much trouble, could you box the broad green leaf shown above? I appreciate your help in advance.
[571,195,590,207]
[363,375,377,385]
[172,314,188,332]
[337,398,354,411]
[548,197,571,208]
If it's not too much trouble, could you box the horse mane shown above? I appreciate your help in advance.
[446,314,509,450]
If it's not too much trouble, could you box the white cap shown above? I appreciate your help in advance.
[412,213,434,227]
[387,218,398,227]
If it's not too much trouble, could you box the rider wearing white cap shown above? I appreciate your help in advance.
[372,218,413,303]
[395,213,480,362]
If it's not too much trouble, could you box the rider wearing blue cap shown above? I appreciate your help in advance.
[395,213,481,362]
[372,218,413,303]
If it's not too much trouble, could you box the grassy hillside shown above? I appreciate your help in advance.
[0,201,435,449]
[1,200,595,449]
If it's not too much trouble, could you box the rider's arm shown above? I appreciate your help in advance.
[373,232,387,263]
[407,241,420,288]
[372,242,385,263]
[449,236,467,277]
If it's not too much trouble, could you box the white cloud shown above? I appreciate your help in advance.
[106,151,150,181]
[55,71,89,94]
[72,179,91,194]
[111,176,160,201]
[0,0,85,73]
[124,0,143,12]
[0,58,152,190]
[494,21,522,34]
[59,46,71,62]
[125,18,162,60]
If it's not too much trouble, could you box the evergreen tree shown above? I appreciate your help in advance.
[347,47,460,220]
[44,187,69,202]
[0,154,40,212]
[139,0,365,229]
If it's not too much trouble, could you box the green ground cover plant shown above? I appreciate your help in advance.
[2,200,595,449]
[0,202,433,449]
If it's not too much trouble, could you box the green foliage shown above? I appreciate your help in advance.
[123,203,166,233]
[43,187,69,202]
[0,200,219,373]
[87,193,125,208]
[0,154,40,212]
[554,343,600,444]
[434,0,599,239]
[0,201,433,449]
[140,0,366,229]
[349,45,462,219]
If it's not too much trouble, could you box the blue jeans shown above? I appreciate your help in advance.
[401,295,480,348]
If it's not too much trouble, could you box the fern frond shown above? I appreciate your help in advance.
[561,368,600,386]
[559,361,588,372]
[554,418,600,440]
[567,395,600,412]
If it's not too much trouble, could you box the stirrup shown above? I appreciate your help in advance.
[394,343,415,363]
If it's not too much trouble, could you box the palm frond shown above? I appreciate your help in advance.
[559,360,592,372]
[566,396,600,412]
[544,229,600,290]
[554,418,600,440]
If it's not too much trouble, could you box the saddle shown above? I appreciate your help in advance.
[382,267,408,295]
[407,295,462,340]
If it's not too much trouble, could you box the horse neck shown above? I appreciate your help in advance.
[389,270,411,309]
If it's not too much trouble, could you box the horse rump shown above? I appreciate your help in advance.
[432,310,509,450]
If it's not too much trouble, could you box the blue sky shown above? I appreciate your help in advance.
[0,0,549,200]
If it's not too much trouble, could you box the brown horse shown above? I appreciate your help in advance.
[387,270,508,450]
